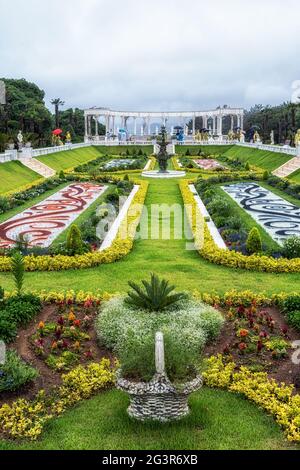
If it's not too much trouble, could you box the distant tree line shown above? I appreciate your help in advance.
[1,78,300,152]
[0,78,105,152]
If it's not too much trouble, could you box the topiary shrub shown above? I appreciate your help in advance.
[282,236,300,259]
[207,197,232,218]
[263,170,269,180]
[246,228,262,254]
[58,170,65,179]
[66,225,85,255]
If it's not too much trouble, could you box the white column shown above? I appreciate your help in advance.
[84,115,88,137]
[105,115,110,135]
[192,116,196,135]
[240,113,244,131]
[95,117,99,136]
[147,117,151,135]
[218,115,223,136]
[112,116,116,135]
[237,114,241,128]
[231,115,234,131]
[88,116,92,136]
[133,117,137,135]
[212,116,216,135]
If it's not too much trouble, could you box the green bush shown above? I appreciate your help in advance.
[96,296,224,382]
[4,294,42,326]
[246,228,262,254]
[0,315,17,343]
[125,274,186,312]
[11,252,25,295]
[263,170,269,180]
[0,350,38,392]
[207,197,232,218]
[58,170,65,179]
[226,216,243,230]
[281,294,300,313]
[282,236,300,259]
[66,224,85,255]
[285,311,300,330]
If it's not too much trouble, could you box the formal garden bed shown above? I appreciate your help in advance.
[0,277,300,444]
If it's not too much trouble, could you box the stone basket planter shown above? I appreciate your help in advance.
[116,332,203,422]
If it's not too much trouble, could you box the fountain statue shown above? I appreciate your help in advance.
[156,126,171,172]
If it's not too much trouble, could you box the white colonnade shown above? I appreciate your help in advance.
[84,106,244,142]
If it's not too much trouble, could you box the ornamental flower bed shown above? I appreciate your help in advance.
[194,159,225,170]
[30,304,97,371]
[203,299,300,389]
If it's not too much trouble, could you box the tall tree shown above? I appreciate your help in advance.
[51,98,65,128]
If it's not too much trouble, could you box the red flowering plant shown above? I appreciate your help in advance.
[223,301,292,365]
[30,304,98,371]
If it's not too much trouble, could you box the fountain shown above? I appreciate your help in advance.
[142,126,186,178]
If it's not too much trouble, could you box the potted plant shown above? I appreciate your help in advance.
[96,274,224,422]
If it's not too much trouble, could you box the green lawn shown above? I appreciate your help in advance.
[0,388,295,450]
[176,145,293,172]
[0,161,41,194]
[288,168,300,183]
[36,147,103,172]
[36,145,154,172]
[224,146,292,171]
[1,175,300,295]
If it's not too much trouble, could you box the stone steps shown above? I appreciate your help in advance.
[19,158,56,178]
[272,157,300,178]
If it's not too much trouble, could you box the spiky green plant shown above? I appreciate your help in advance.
[11,252,25,296]
[125,273,186,312]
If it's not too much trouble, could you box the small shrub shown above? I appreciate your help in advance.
[281,294,300,313]
[285,311,300,330]
[263,170,269,180]
[58,170,65,179]
[0,314,17,343]
[11,252,25,295]
[125,273,186,312]
[207,197,232,218]
[226,216,243,230]
[282,236,300,259]
[66,225,85,255]
[4,294,42,326]
[246,228,262,254]
[0,350,38,392]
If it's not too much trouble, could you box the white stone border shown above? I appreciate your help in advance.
[100,185,140,251]
[189,184,227,250]
[143,159,153,171]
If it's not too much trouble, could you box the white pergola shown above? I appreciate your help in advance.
[84,106,244,141]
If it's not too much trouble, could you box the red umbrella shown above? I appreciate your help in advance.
[52,129,63,135]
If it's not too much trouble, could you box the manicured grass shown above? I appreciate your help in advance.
[36,147,103,172]
[0,161,41,194]
[288,168,300,183]
[215,185,281,252]
[176,145,292,172]
[0,388,295,450]
[176,145,232,156]
[95,145,153,155]
[1,177,300,294]
[224,146,292,171]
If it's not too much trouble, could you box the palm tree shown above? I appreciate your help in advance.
[51,98,65,128]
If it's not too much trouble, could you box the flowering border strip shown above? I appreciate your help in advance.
[203,355,300,443]
[180,180,300,273]
[0,359,115,441]
[0,182,148,272]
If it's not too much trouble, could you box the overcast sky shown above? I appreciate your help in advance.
[0,0,299,112]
